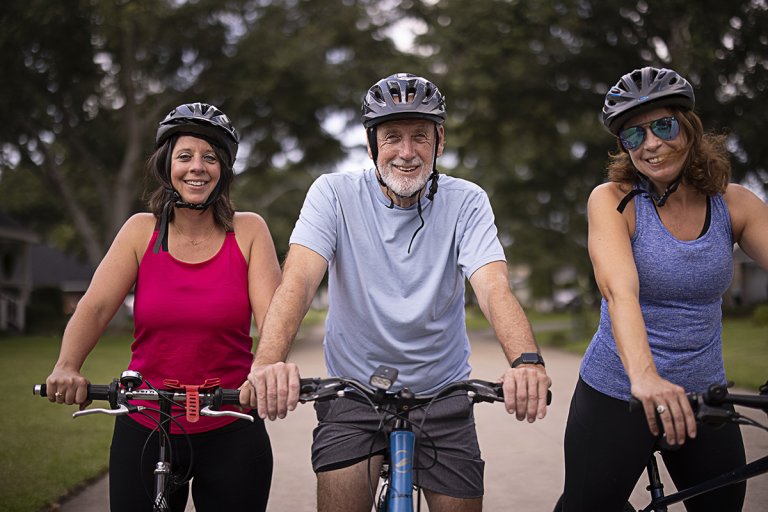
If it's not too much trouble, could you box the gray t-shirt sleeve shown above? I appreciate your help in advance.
[290,175,337,262]
[455,188,506,279]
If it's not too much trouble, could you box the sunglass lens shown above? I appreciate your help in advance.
[620,126,645,150]
[651,117,679,141]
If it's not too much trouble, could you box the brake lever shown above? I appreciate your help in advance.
[73,404,142,418]
[200,406,254,422]
[697,402,738,427]
[466,381,504,403]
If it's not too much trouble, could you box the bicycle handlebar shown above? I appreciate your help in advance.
[629,381,768,426]
[298,376,552,409]
[33,375,250,422]
[34,383,242,407]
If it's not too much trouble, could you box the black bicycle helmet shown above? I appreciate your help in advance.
[362,73,446,128]
[602,67,694,135]
[156,102,239,166]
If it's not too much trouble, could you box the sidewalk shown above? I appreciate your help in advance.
[59,328,768,511]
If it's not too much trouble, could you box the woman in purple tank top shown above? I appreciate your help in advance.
[43,103,281,511]
[557,67,768,511]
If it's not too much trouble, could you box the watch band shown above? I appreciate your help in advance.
[511,352,545,368]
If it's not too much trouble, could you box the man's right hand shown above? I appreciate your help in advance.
[246,362,301,420]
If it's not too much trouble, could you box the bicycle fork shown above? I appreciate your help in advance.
[644,453,668,512]
[152,395,174,512]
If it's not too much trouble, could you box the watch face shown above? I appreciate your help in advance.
[512,352,544,368]
[522,353,540,364]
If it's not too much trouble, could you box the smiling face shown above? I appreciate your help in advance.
[170,135,221,204]
[371,119,444,201]
[622,107,689,190]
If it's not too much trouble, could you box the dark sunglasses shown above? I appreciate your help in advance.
[619,116,680,151]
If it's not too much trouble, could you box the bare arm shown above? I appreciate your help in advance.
[247,244,328,419]
[236,212,282,336]
[46,214,150,407]
[588,183,695,443]
[469,260,550,421]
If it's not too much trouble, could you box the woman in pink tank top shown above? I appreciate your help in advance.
[43,103,281,511]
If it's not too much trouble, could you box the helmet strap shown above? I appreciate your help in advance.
[616,172,683,213]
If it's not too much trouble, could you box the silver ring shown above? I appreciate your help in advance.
[54,392,63,399]
[656,404,667,414]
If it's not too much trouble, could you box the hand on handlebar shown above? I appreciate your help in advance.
[45,367,92,410]
[500,365,551,422]
[246,362,301,421]
[630,374,697,445]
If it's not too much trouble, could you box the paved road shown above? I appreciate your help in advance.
[60,326,768,511]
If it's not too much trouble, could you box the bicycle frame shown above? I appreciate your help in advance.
[638,452,768,512]
[387,422,416,512]
[632,382,768,512]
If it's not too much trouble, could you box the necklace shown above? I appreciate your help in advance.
[173,223,216,246]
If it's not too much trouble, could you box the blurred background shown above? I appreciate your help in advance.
[1,0,767,334]
[2,2,768,510]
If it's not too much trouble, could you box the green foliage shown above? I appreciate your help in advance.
[409,0,767,298]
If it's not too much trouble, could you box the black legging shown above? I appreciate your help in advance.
[109,414,273,512]
[559,377,746,512]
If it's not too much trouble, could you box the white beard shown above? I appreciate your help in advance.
[379,164,431,198]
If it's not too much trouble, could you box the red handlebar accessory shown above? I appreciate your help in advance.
[163,379,222,423]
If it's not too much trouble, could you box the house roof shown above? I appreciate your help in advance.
[0,212,40,243]
[27,244,94,290]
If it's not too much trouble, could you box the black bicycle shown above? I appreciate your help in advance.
[34,370,251,512]
[298,364,552,512]
[553,380,768,512]
[626,380,768,512]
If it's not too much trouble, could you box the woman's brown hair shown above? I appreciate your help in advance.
[606,109,731,195]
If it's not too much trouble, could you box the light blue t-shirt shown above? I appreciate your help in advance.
[290,168,506,393]
[581,193,734,401]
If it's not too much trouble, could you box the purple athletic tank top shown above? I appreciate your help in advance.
[581,194,734,401]
[128,230,253,433]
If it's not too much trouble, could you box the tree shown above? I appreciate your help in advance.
[0,0,411,264]
[408,0,767,300]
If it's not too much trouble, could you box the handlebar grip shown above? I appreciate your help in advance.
[87,384,112,401]
[33,383,112,400]
[220,389,242,405]
[491,384,552,405]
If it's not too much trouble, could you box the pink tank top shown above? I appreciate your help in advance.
[128,230,253,433]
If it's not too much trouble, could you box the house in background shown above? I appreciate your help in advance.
[27,243,95,314]
[0,213,95,332]
[0,213,39,331]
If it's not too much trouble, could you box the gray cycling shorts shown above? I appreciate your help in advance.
[311,391,485,499]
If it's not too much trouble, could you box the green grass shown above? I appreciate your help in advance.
[0,335,132,512]
[1,313,765,511]
[721,319,768,391]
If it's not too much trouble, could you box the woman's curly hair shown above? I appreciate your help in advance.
[606,109,731,195]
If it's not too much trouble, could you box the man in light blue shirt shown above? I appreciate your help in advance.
[247,73,550,512]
